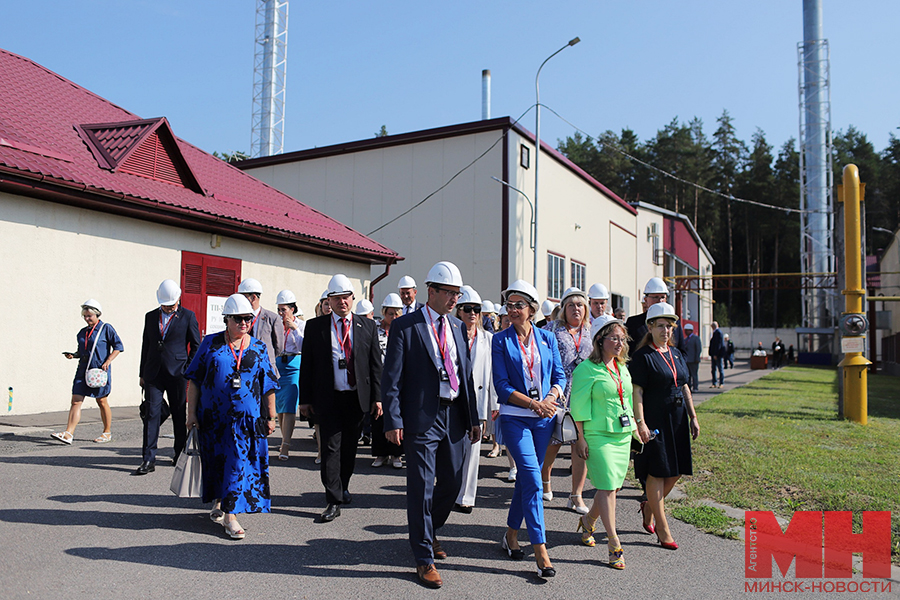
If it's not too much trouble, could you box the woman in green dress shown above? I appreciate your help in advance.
[569,315,636,570]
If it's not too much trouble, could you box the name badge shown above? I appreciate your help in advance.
[231,374,241,389]
[619,414,631,427]
[439,367,450,382]
[573,357,583,366]
[528,388,540,400]
[338,358,347,370]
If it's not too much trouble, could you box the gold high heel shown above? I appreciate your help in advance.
[608,545,625,569]
[576,514,597,547]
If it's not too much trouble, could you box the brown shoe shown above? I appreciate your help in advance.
[416,563,443,588]
[432,539,447,560]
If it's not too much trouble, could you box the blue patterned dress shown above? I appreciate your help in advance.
[184,333,278,514]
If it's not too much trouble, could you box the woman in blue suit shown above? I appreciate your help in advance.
[492,280,566,579]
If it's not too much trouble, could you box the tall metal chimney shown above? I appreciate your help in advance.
[482,69,491,120]
[251,0,289,158]
[798,0,833,334]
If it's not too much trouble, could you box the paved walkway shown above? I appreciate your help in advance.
[0,362,895,599]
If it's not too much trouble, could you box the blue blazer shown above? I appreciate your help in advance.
[381,308,478,435]
[492,325,567,404]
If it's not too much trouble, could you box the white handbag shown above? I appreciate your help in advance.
[84,324,108,388]
[170,428,203,498]
[552,409,579,444]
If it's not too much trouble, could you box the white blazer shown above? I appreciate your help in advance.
[470,329,498,420]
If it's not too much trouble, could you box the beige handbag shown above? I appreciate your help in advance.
[170,428,202,498]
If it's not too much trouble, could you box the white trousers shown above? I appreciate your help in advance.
[456,439,482,506]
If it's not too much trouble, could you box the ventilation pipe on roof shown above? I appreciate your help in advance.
[482,70,491,120]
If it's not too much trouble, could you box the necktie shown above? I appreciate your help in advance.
[437,316,459,393]
[341,318,356,387]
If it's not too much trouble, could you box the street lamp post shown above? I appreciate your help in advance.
[492,176,535,251]
[534,36,580,289]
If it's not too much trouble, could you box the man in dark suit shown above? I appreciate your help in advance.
[135,279,201,475]
[238,278,285,379]
[709,321,725,388]
[398,275,425,316]
[300,274,383,522]
[382,261,480,589]
[683,323,702,392]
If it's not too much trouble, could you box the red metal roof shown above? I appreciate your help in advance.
[0,48,398,264]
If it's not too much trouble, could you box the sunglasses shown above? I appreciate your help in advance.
[505,301,529,311]
[230,315,254,323]
[459,305,482,314]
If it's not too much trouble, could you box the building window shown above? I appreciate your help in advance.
[547,252,565,300]
[571,260,586,291]
[648,221,663,265]
[520,145,530,169]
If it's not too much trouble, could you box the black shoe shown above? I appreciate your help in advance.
[133,461,155,475]
[320,504,341,522]
[501,533,525,560]
[453,503,473,514]
[342,490,352,504]
[537,565,557,578]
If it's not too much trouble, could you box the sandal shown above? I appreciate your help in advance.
[224,519,245,540]
[93,432,112,444]
[278,443,290,461]
[576,515,597,547]
[209,508,225,523]
[51,431,74,445]
[487,445,501,458]
[608,545,625,569]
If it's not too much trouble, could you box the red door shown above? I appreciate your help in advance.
[181,251,242,336]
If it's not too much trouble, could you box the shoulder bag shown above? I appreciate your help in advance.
[85,324,108,388]
[552,409,579,444]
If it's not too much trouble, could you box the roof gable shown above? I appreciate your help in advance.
[76,117,204,193]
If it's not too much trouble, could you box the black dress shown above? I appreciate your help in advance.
[629,343,693,480]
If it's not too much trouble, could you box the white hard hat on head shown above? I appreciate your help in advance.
[588,283,610,300]
[502,279,539,305]
[398,275,417,289]
[238,278,263,294]
[81,298,102,315]
[498,305,508,316]
[424,261,463,287]
[355,299,374,315]
[481,300,496,314]
[458,285,482,306]
[320,290,329,301]
[494,302,502,313]
[560,286,587,306]
[590,314,624,341]
[327,274,354,296]
[541,300,555,317]
[644,277,669,295]
[276,289,296,305]
[382,293,403,309]
[684,323,694,331]
[223,293,253,315]
[157,280,181,306]
[646,302,678,322]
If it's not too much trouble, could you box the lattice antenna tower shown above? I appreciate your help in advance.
[798,0,834,330]
[251,0,288,158]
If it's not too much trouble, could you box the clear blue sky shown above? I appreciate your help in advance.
[3,1,898,161]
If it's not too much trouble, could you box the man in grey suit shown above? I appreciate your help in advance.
[239,278,285,378]
[683,323,702,392]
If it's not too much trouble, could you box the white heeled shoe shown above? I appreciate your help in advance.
[542,480,553,502]
[567,494,589,515]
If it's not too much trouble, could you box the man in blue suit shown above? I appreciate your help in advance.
[135,280,201,475]
[382,261,480,589]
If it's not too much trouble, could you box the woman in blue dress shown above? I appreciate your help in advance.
[275,289,304,460]
[53,299,123,445]
[185,294,278,540]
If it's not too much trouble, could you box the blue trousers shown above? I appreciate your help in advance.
[500,414,555,545]
[711,357,725,386]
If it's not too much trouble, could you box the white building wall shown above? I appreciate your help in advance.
[880,235,900,333]
[633,208,665,311]
[1,192,369,415]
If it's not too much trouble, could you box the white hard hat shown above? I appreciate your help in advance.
[498,305,508,316]
[276,289,296,305]
[424,261,463,287]
[355,299,374,315]
[560,286,587,306]
[238,278,263,294]
[327,274,354,296]
[458,285,482,306]
[541,300,555,317]
[588,283,610,300]
[381,293,403,309]
[223,293,254,315]
[398,275,417,289]
[590,314,624,341]
[156,279,181,306]
[684,323,694,331]
[646,302,678,322]
[501,279,539,305]
[644,277,669,295]
[494,302,502,313]
[481,300,496,314]
[320,290,329,301]
[81,298,102,315]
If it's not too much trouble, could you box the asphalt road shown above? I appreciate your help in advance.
[0,361,895,599]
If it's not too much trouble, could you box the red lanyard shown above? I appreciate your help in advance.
[518,329,537,382]
[568,325,584,353]
[332,315,352,358]
[83,323,98,352]
[226,332,247,371]
[425,306,450,363]
[604,360,626,410]
[159,311,174,339]
[652,342,678,383]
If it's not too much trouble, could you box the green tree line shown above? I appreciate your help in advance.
[558,111,900,328]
